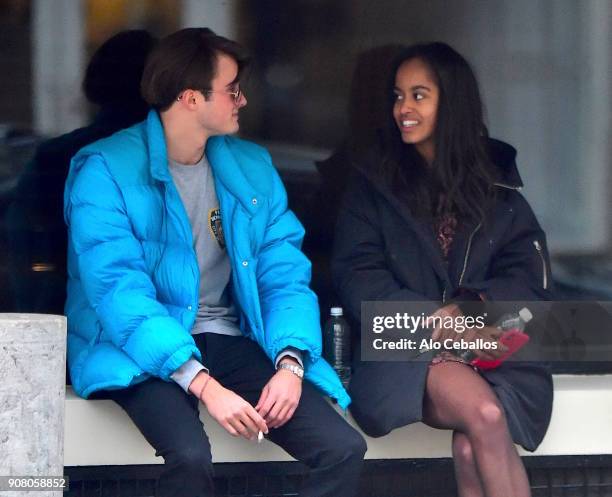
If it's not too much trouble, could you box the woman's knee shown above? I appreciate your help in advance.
[468,400,507,436]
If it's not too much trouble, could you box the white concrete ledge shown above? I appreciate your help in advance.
[64,375,612,466]
[1,313,67,485]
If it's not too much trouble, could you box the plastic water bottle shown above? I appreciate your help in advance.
[459,307,533,364]
[496,307,533,333]
[323,307,352,387]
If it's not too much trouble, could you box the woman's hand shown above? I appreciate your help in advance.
[428,305,507,359]
[428,303,463,342]
[461,325,508,360]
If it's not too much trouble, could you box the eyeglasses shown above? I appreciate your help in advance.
[205,86,242,104]
[176,85,242,104]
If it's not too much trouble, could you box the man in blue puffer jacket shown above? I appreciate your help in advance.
[64,28,365,497]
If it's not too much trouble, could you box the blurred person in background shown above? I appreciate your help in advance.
[304,44,404,317]
[333,42,554,497]
[64,27,365,497]
[4,29,156,313]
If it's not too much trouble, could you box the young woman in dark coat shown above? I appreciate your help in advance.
[332,42,554,497]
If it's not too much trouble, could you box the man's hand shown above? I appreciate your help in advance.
[189,372,268,440]
[255,358,302,429]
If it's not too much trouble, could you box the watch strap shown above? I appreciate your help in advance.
[277,362,304,379]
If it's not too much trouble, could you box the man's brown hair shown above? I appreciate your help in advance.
[140,27,249,112]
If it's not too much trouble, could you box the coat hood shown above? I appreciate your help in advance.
[353,137,524,191]
[488,138,523,189]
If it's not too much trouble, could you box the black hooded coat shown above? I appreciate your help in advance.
[332,139,554,451]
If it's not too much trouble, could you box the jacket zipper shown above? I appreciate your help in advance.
[444,185,511,302]
[458,222,482,287]
[533,240,548,289]
[494,182,521,191]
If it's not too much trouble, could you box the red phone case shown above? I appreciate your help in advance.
[471,329,530,370]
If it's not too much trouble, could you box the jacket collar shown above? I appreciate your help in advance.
[353,137,524,202]
[146,109,172,182]
[145,109,260,216]
[206,136,261,216]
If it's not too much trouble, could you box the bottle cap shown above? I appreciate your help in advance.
[518,307,533,323]
[330,307,343,316]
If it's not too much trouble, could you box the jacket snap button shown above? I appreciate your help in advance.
[242,260,248,267]
[252,198,258,205]
[187,305,192,310]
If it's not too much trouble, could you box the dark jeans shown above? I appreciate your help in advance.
[103,333,366,497]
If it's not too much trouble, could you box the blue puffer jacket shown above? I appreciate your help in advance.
[64,110,350,408]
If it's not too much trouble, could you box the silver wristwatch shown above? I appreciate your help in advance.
[277,362,304,379]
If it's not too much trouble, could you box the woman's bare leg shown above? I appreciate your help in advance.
[452,431,485,497]
[423,362,530,497]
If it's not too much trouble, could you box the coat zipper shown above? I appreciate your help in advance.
[458,222,482,287]
[533,240,548,289]
[493,182,521,191]
[448,184,513,301]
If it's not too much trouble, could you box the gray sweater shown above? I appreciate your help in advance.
[168,155,301,392]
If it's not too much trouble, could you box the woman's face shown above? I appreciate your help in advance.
[392,58,439,164]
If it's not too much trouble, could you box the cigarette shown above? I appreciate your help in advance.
[257,430,264,443]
